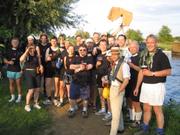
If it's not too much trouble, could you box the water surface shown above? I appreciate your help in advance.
[166,56,180,103]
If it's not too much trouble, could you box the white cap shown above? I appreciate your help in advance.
[27,35,34,40]
[85,38,94,44]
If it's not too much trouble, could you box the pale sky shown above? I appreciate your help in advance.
[60,0,180,38]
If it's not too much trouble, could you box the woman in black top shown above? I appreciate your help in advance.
[64,45,75,101]
[20,45,43,112]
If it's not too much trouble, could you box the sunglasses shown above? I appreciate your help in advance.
[79,49,87,52]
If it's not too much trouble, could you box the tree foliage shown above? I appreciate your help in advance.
[174,36,180,42]
[0,0,82,39]
[126,29,143,42]
[75,29,90,39]
[158,25,174,42]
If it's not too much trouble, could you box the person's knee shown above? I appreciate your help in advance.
[153,106,163,115]
[143,104,151,112]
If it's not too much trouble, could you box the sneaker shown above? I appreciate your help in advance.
[130,121,141,128]
[8,97,15,103]
[102,112,112,121]
[56,101,64,107]
[81,110,88,118]
[53,99,59,106]
[92,105,97,112]
[33,104,41,109]
[117,129,125,134]
[95,109,106,116]
[25,105,31,112]
[74,104,79,111]
[156,128,165,135]
[15,98,21,103]
[68,110,76,118]
[43,99,52,105]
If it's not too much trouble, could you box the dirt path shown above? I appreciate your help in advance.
[42,103,133,135]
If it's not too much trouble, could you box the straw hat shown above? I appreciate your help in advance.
[111,47,120,55]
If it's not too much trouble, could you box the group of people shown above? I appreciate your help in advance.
[0,32,171,135]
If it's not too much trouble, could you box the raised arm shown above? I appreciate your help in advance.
[20,47,30,63]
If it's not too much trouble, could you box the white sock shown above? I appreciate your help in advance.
[11,94,15,99]
[60,98,63,103]
[101,108,106,112]
[135,111,142,121]
[132,108,135,121]
[17,95,22,99]
[129,108,135,120]
[70,107,74,111]
[83,107,87,111]
[129,108,132,120]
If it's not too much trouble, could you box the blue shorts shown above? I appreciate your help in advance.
[70,81,90,100]
[7,71,22,80]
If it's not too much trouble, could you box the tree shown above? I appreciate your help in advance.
[174,36,180,42]
[0,0,82,39]
[158,25,174,42]
[75,29,90,39]
[126,29,143,42]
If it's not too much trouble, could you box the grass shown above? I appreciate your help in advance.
[0,78,51,135]
[158,42,172,51]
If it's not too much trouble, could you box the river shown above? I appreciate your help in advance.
[166,55,180,103]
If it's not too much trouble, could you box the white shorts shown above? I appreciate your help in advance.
[140,83,166,106]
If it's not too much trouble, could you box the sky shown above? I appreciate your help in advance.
[60,0,180,38]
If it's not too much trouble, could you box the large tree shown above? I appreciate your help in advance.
[158,25,174,42]
[0,0,82,39]
[126,29,143,42]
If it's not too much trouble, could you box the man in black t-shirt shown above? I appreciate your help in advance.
[134,34,171,135]
[68,45,93,118]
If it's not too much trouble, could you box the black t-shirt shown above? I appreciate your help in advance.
[96,54,110,77]
[38,42,50,66]
[126,54,140,90]
[65,55,75,75]
[6,48,22,72]
[87,46,101,68]
[24,53,39,69]
[61,49,68,59]
[143,49,171,84]
[46,47,62,70]
[71,55,93,86]
[74,45,80,56]
[130,54,140,80]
